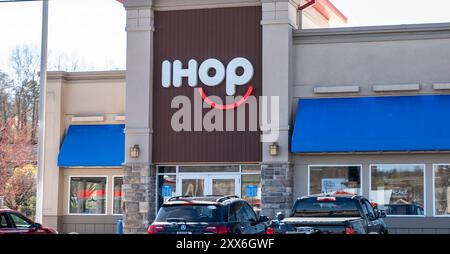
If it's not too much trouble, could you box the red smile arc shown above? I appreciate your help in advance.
[199,85,254,110]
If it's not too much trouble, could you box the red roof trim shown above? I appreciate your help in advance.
[312,0,348,23]
[116,0,124,4]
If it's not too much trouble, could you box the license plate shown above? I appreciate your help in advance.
[176,231,192,234]
[296,227,316,234]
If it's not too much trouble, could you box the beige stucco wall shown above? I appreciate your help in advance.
[42,71,126,232]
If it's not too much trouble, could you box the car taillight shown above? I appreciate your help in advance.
[204,225,229,234]
[147,225,165,234]
[345,227,355,234]
[266,227,274,234]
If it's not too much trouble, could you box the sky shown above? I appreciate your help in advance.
[331,0,450,27]
[0,0,126,73]
[0,0,450,72]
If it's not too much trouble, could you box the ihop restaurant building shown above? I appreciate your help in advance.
[41,0,450,234]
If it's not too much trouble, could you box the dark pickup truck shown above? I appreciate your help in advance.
[267,193,388,234]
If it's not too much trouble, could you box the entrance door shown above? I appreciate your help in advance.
[177,174,240,197]
[210,175,240,197]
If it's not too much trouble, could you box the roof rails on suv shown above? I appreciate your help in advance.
[166,195,240,203]
[167,195,192,202]
[215,195,239,202]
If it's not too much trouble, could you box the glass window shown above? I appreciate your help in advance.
[241,174,261,215]
[155,205,223,223]
[179,165,239,173]
[371,165,425,216]
[434,165,450,216]
[0,214,10,228]
[10,214,32,229]
[242,165,261,173]
[360,200,370,218]
[362,199,376,219]
[113,177,123,215]
[157,166,176,174]
[292,197,361,217]
[309,166,361,195]
[212,179,235,196]
[157,175,177,210]
[228,202,245,222]
[242,204,257,222]
[69,177,107,214]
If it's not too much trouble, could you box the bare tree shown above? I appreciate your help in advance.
[48,50,81,72]
[0,71,12,124]
[9,45,40,142]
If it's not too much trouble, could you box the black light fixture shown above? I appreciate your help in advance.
[130,144,140,158]
[269,142,279,156]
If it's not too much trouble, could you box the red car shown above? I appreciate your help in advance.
[0,209,58,234]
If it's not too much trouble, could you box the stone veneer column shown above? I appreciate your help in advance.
[122,0,155,234]
[260,0,299,218]
[261,163,293,218]
[122,163,156,233]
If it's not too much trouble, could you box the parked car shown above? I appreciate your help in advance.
[267,191,388,234]
[384,203,424,215]
[0,209,58,234]
[148,195,269,234]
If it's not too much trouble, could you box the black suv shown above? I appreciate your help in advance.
[148,195,269,234]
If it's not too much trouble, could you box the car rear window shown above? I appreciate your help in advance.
[384,204,424,215]
[293,197,361,217]
[155,204,224,223]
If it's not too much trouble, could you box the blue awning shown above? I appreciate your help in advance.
[291,95,450,153]
[58,124,125,167]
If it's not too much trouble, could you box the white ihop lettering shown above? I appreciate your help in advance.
[161,57,254,96]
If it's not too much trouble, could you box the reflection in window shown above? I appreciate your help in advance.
[241,174,261,214]
[434,165,450,216]
[10,214,32,229]
[371,165,424,216]
[113,177,123,214]
[157,175,176,210]
[309,166,361,195]
[69,177,106,214]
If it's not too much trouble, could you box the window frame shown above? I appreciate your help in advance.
[432,163,450,217]
[369,164,426,217]
[111,175,124,216]
[307,164,363,195]
[68,175,109,216]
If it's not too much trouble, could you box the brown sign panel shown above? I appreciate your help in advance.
[152,6,262,163]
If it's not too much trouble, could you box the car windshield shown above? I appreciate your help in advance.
[155,204,223,223]
[292,197,361,217]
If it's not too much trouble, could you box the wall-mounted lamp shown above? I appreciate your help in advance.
[130,144,140,158]
[269,142,279,156]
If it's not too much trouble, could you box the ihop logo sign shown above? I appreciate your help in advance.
[161,57,254,109]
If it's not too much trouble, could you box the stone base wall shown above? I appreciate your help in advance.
[261,163,294,219]
[122,163,156,234]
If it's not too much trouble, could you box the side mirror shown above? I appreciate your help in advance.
[275,212,285,221]
[31,222,42,230]
[378,210,387,218]
[259,215,269,223]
